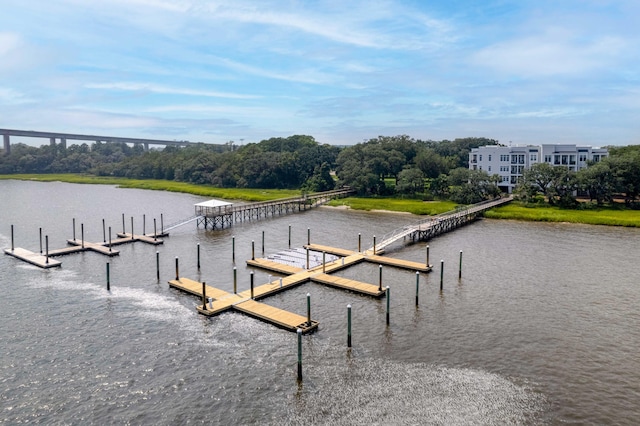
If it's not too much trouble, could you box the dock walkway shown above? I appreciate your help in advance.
[168,277,318,333]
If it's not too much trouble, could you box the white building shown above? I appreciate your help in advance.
[469,144,608,193]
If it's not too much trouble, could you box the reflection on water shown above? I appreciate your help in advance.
[1,180,639,424]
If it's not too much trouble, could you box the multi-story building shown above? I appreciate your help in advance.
[469,144,608,193]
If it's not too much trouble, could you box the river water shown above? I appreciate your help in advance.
[1,180,639,425]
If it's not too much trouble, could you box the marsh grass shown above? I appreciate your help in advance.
[484,203,640,227]
[0,174,301,201]
[327,197,457,215]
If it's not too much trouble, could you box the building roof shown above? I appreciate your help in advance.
[194,199,233,208]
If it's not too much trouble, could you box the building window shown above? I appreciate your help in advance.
[518,155,525,164]
[502,176,509,182]
[488,154,492,161]
[545,155,552,163]
[561,155,568,165]
[593,155,600,162]
[579,154,587,162]
[569,155,576,165]
[511,155,518,164]
[530,154,537,162]
[500,154,509,162]
[479,155,482,161]
[488,166,492,172]
[473,165,477,170]
[554,155,560,165]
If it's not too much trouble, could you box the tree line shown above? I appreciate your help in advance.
[1,134,639,207]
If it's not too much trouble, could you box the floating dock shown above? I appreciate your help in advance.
[304,243,431,272]
[168,277,318,333]
[4,248,62,268]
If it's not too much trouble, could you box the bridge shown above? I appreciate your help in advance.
[370,196,513,253]
[0,128,217,154]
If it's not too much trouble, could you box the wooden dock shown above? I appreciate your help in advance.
[4,248,62,268]
[310,273,386,297]
[168,277,318,333]
[304,243,431,272]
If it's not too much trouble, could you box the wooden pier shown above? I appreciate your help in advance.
[195,188,355,229]
[4,247,62,268]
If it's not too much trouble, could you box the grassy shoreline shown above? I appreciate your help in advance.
[2,174,639,227]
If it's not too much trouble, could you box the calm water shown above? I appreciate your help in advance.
[1,180,639,425]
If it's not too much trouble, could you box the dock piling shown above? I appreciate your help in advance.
[307,228,310,246]
[306,247,309,270]
[143,214,146,236]
[73,218,76,241]
[426,245,430,267]
[232,236,235,262]
[378,265,383,291]
[306,293,311,326]
[386,286,390,325]
[440,260,444,291]
[156,251,160,281]
[251,240,255,260]
[322,251,326,273]
[106,262,110,291]
[250,271,254,299]
[161,213,164,234]
[109,226,112,252]
[102,219,106,243]
[288,224,291,248]
[297,328,303,381]
[262,230,265,254]
[233,266,237,294]
[81,223,84,248]
[279,277,283,288]
[39,227,42,254]
[459,250,463,279]
[197,243,201,270]
[347,304,352,348]
[175,257,179,281]
[202,281,207,310]
[358,233,361,252]
[373,235,376,255]
[11,225,14,251]
[45,235,49,264]
[130,217,134,239]
[415,271,420,306]
[122,213,125,234]
[153,219,157,241]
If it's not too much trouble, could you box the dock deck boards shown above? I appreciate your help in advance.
[169,277,318,333]
[310,273,386,297]
[305,243,357,257]
[365,254,431,272]
[65,240,120,256]
[246,258,304,275]
[116,233,163,245]
[4,248,62,268]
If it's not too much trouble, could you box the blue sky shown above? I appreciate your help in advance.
[1,0,639,146]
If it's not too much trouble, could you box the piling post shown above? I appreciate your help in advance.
[143,214,146,236]
[106,262,110,291]
[81,223,84,248]
[122,213,125,234]
[306,293,311,326]
[297,328,303,381]
[288,224,291,248]
[175,257,179,281]
[250,271,254,299]
[347,304,352,348]
[156,251,160,281]
[161,213,164,234]
[251,240,255,260]
[358,233,361,252]
[440,259,444,291]
[11,225,14,251]
[415,271,420,306]
[378,265,383,292]
[45,235,49,264]
[109,227,112,252]
[153,218,157,241]
[262,230,265,254]
[459,250,463,279]
[386,286,390,325]
[232,236,235,262]
[426,245,430,267]
[102,219,106,242]
[73,218,76,241]
[197,243,201,270]
[373,235,376,255]
[307,228,310,246]
[233,267,237,294]
[306,247,309,270]
[130,217,134,239]
[39,227,42,254]
[202,281,207,310]
[322,251,326,273]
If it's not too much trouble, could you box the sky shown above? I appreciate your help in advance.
[1,0,639,147]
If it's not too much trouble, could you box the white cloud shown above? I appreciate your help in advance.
[85,82,260,99]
